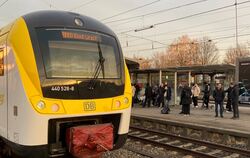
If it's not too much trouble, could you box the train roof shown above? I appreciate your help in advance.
[22,10,117,37]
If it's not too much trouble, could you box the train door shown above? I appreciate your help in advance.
[0,46,7,138]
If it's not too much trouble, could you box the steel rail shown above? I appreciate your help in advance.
[129,125,250,157]
[124,145,162,158]
[128,134,217,158]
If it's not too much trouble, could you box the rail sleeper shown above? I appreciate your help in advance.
[131,115,250,150]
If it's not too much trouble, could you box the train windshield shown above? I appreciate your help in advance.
[36,29,122,79]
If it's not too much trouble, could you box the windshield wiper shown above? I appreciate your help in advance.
[88,42,105,90]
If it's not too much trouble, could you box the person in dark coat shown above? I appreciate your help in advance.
[152,85,158,106]
[213,83,225,118]
[231,83,239,119]
[158,83,165,108]
[132,83,136,107]
[134,83,140,103]
[164,82,172,111]
[143,83,152,108]
[225,82,234,112]
[180,84,192,115]
[179,84,184,114]
[202,82,210,109]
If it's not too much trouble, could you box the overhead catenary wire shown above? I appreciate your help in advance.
[120,23,249,48]
[123,33,250,53]
[122,25,237,44]
[125,46,167,52]
[39,0,57,9]
[108,18,140,28]
[214,39,250,45]
[0,0,9,8]
[118,11,250,44]
[119,11,250,50]
[101,0,161,21]
[115,11,240,36]
[124,33,167,46]
[124,26,236,43]
[124,46,250,54]
[104,0,208,24]
[120,25,242,48]
[119,0,250,34]
[68,0,98,11]
[119,3,250,40]
[122,31,250,49]
[120,23,250,47]
[154,0,250,26]
[110,3,250,33]
[211,33,250,41]
[111,3,235,32]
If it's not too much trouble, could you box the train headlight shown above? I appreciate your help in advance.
[115,100,121,108]
[37,101,45,110]
[124,97,129,104]
[51,103,60,112]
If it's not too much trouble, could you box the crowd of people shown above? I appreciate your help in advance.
[131,82,240,119]
[132,82,172,113]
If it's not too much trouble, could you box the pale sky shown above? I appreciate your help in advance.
[1,0,250,60]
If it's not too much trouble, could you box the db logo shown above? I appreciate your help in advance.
[83,102,96,111]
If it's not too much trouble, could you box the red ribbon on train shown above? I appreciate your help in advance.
[66,123,114,158]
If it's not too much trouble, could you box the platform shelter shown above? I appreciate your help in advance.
[129,64,235,105]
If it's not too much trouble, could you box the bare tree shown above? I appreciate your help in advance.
[224,44,250,64]
[151,51,174,68]
[151,36,218,67]
[197,37,219,65]
[170,36,191,66]
[151,52,165,68]
[166,35,199,66]
[136,36,219,69]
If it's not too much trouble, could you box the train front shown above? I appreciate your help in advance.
[8,11,131,158]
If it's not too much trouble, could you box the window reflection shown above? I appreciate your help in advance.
[44,41,119,79]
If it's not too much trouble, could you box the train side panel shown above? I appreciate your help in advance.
[118,63,132,133]
[7,47,46,145]
[0,34,7,139]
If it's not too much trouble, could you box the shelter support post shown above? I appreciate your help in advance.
[159,70,162,85]
[148,73,151,86]
[188,71,191,87]
[174,72,177,105]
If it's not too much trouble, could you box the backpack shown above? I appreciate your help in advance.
[161,106,169,114]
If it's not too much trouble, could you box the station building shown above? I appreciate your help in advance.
[125,58,235,105]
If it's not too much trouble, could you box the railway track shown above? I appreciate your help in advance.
[127,125,250,158]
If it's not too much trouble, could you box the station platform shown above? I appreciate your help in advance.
[131,103,250,134]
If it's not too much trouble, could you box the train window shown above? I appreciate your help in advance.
[0,49,3,76]
[36,29,122,79]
